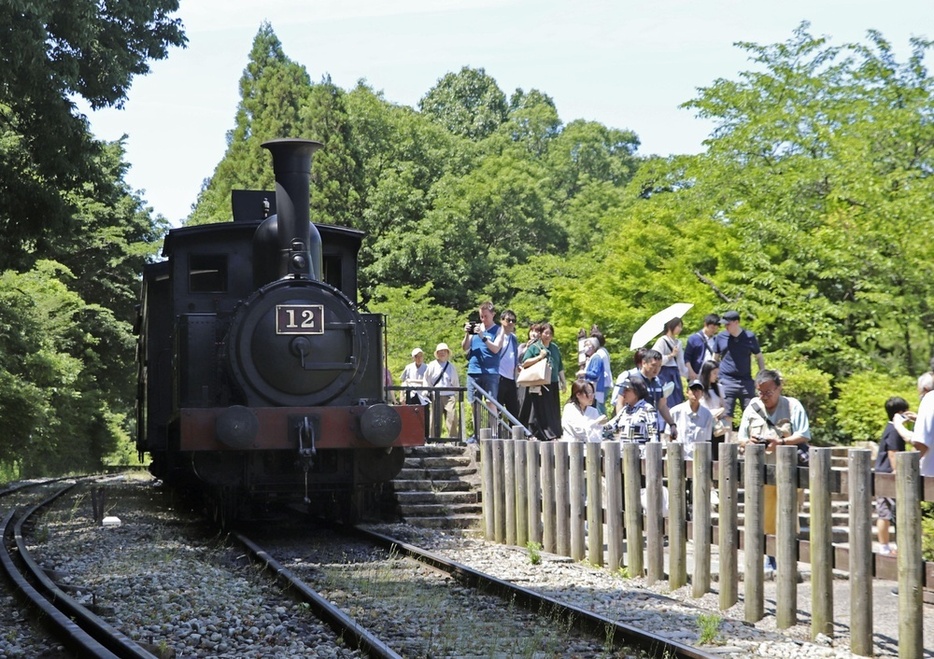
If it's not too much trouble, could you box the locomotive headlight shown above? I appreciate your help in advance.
[359,404,402,448]
[290,253,307,272]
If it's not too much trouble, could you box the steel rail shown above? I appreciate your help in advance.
[352,525,719,659]
[3,481,157,659]
[232,531,403,659]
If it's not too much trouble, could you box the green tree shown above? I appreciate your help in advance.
[0,262,120,474]
[0,0,185,268]
[188,22,312,225]
[681,24,934,379]
[301,76,361,228]
[345,82,471,302]
[367,283,463,382]
[419,66,508,140]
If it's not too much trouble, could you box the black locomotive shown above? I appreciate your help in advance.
[135,138,425,523]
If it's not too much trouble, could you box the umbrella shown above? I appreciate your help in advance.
[629,302,694,350]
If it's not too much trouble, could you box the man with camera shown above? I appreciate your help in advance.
[461,301,506,441]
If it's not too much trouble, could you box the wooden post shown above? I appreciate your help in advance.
[504,438,516,546]
[692,442,712,597]
[622,442,644,577]
[569,441,586,561]
[895,452,923,659]
[481,437,494,541]
[718,443,738,610]
[526,441,542,546]
[847,448,873,656]
[586,441,604,567]
[667,443,687,589]
[541,441,556,554]
[743,443,765,622]
[514,437,529,549]
[604,442,623,572]
[809,447,833,640]
[645,442,664,584]
[775,445,798,628]
[492,439,505,543]
[555,441,570,556]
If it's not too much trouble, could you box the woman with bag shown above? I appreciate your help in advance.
[521,322,565,440]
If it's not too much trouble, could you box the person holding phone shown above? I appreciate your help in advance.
[737,369,811,575]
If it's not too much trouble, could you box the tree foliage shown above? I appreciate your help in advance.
[0,0,185,269]
[418,66,509,140]
[0,0,182,475]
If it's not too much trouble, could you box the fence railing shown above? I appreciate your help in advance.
[479,437,933,657]
[388,384,531,443]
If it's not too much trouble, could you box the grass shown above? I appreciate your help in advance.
[696,613,722,645]
[526,540,542,565]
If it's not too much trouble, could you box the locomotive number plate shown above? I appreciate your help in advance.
[276,304,325,335]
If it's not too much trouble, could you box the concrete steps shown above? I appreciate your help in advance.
[391,443,482,530]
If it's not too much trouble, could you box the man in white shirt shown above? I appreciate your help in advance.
[496,310,520,420]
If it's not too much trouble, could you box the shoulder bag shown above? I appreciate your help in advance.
[749,401,809,465]
[517,354,552,387]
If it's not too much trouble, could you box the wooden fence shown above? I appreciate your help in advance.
[479,434,934,658]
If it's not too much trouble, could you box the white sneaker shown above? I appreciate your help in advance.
[879,544,897,556]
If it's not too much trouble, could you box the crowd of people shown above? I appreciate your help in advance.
[397,304,768,449]
[395,306,933,499]
[395,303,934,573]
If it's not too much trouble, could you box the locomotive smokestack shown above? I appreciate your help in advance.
[261,138,323,280]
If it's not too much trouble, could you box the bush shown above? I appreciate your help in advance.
[833,371,917,445]
[922,503,934,563]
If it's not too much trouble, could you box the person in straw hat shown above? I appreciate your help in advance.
[424,343,460,438]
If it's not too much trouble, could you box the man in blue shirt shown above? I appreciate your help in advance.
[461,301,505,439]
[684,313,721,381]
[714,310,765,429]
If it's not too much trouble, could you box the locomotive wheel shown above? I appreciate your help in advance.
[208,487,241,529]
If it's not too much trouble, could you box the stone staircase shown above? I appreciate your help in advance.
[391,443,483,529]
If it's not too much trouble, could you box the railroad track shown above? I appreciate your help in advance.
[352,525,716,659]
[0,476,375,658]
[0,476,156,658]
[236,519,717,658]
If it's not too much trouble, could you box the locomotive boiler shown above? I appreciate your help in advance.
[135,138,425,523]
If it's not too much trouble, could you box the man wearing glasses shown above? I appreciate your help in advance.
[737,369,811,575]
[714,310,766,430]
[496,310,521,420]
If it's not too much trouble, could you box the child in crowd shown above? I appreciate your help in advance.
[875,396,912,556]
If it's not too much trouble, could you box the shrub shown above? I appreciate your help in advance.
[833,371,917,445]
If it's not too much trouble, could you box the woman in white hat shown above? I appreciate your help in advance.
[424,343,461,438]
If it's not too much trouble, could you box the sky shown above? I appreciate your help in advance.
[80,0,931,226]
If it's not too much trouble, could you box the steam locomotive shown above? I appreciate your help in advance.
[135,138,425,523]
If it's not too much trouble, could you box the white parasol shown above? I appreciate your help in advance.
[629,302,694,350]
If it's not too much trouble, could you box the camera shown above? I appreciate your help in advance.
[465,321,477,334]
